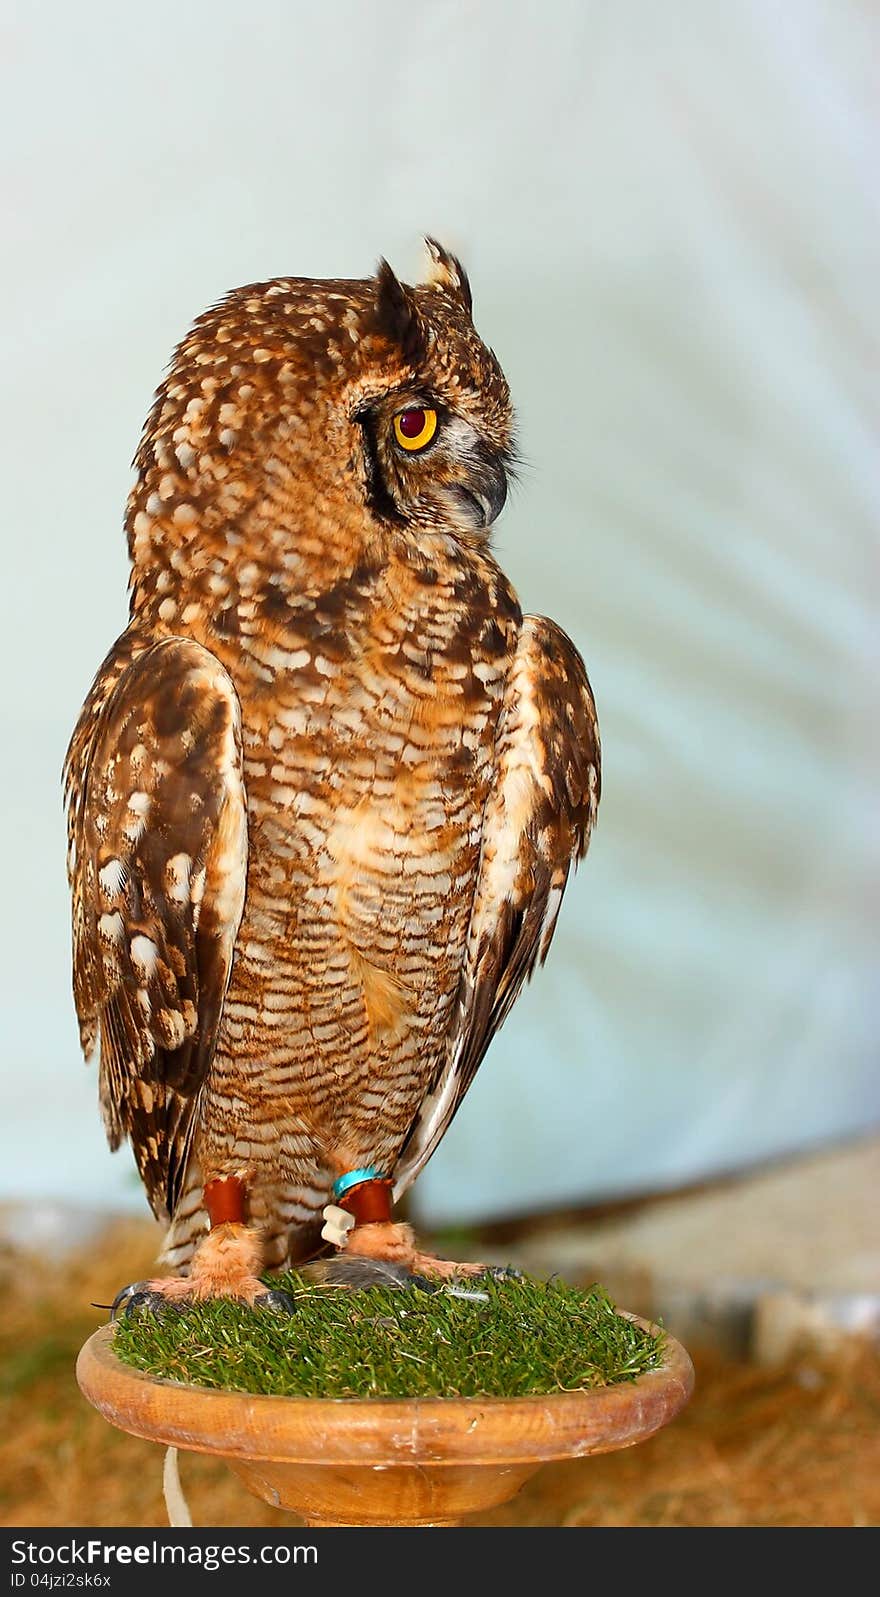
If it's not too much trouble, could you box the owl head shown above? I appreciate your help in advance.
[128,241,514,597]
[351,240,513,538]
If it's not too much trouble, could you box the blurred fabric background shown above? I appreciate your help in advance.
[1,0,877,1226]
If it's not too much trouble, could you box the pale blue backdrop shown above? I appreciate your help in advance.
[1,0,877,1224]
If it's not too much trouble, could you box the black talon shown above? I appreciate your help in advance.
[122,1290,153,1317]
[109,1281,150,1321]
[124,1289,177,1319]
[255,1289,298,1315]
[408,1272,441,1294]
[110,1283,182,1321]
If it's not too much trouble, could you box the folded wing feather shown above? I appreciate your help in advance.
[394,614,600,1198]
[64,636,247,1220]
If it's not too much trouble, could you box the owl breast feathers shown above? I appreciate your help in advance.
[64,241,600,1273]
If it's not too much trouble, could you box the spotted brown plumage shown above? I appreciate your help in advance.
[64,241,601,1299]
[65,638,246,1219]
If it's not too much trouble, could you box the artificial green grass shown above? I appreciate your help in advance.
[111,1274,664,1400]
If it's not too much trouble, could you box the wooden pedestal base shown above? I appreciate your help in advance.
[229,1457,539,1526]
[76,1317,694,1528]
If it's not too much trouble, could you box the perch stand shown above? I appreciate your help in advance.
[77,1318,694,1527]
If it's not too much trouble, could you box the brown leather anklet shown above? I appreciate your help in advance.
[204,1175,246,1228]
[339,1177,394,1227]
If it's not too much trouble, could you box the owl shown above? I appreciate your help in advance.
[64,241,600,1307]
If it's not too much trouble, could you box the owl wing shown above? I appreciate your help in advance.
[394,615,600,1199]
[64,635,247,1220]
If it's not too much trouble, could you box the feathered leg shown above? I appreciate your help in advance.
[306,1173,488,1287]
[344,1220,485,1279]
[112,1178,294,1315]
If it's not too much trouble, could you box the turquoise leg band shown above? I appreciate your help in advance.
[332,1166,388,1201]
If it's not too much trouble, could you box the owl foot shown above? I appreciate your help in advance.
[342,1220,487,1282]
[110,1224,296,1316]
[111,1284,296,1318]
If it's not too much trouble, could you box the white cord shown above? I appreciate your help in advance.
[163,1446,193,1527]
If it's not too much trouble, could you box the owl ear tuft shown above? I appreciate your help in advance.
[374,259,427,366]
[422,238,473,317]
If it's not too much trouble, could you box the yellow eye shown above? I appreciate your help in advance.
[393,406,438,452]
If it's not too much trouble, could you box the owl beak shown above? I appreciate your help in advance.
[458,451,508,530]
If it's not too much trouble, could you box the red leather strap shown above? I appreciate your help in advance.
[204,1176,246,1228]
[339,1178,394,1227]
